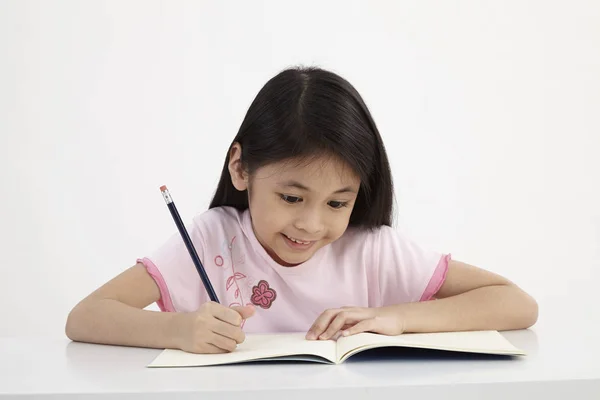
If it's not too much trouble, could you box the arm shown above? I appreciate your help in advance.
[388,259,539,333]
[307,260,538,340]
[65,263,254,352]
[65,263,183,349]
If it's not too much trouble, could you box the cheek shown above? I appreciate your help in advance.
[250,202,287,235]
[320,212,352,241]
[329,219,349,239]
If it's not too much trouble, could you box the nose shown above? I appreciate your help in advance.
[294,208,324,235]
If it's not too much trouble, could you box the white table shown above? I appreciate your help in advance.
[1,310,599,400]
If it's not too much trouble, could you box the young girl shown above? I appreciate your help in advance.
[66,66,538,354]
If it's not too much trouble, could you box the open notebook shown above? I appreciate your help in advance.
[148,330,525,367]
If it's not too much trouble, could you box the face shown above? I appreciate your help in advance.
[228,144,361,267]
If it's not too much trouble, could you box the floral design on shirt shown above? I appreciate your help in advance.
[213,236,253,326]
[250,280,277,309]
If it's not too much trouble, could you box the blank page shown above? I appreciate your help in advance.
[148,333,336,367]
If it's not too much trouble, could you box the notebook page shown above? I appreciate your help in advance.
[336,330,525,362]
[149,332,336,367]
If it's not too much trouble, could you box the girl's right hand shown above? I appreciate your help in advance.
[175,302,255,354]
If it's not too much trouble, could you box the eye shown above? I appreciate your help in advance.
[280,194,302,204]
[328,201,348,209]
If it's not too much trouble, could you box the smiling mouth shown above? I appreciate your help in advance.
[282,234,313,244]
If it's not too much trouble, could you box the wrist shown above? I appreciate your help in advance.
[379,305,409,335]
[382,300,451,334]
[166,311,188,350]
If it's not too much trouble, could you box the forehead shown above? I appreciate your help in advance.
[253,155,360,187]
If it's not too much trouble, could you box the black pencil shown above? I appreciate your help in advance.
[160,185,220,303]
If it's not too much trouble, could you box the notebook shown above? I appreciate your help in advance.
[148,330,525,367]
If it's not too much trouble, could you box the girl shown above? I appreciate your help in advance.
[66,67,538,354]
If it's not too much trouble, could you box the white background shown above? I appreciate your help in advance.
[1,0,598,337]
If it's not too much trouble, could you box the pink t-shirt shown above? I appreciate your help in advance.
[138,206,450,333]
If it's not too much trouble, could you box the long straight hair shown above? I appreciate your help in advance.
[209,66,394,229]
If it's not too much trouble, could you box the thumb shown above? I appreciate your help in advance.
[231,304,255,320]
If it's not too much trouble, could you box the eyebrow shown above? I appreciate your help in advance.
[277,180,358,194]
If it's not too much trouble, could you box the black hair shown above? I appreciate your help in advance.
[209,66,394,229]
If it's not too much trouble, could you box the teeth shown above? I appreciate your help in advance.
[285,235,310,244]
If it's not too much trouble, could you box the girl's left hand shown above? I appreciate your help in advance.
[306,306,405,340]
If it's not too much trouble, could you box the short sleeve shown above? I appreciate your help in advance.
[138,218,209,313]
[373,226,450,306]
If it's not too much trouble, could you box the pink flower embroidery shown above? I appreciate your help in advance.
[250,280,277,309]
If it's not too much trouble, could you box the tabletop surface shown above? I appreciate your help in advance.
[1,306,599,400]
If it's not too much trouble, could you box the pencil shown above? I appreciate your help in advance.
[159,185,220,303]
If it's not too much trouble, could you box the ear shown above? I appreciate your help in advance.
[228,142,249,191]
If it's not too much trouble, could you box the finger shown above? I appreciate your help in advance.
[306,309,341,340]
[210,320,246,344]
[207,332,238,352]
[200,343,228,354]
[231,305,255,320]
[320,311,362,340]
[330,324,359,340]
[341,319,376,337]
[209,303,244,326]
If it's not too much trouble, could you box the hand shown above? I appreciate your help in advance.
[175,302,255,353]
[306,306,405,340]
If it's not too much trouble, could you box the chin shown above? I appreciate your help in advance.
[278,254,309,267]
[276,249,314,266]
